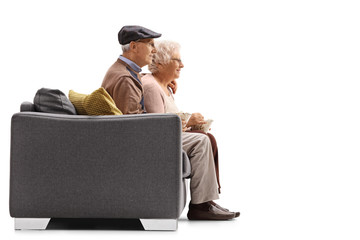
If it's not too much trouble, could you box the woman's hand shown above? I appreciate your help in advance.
[168,80,178,94]
[182,120,191,132]
[186,113,207,127]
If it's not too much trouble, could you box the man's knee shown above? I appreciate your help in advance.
[182,132,211,156]
[192,134,212,155]
[192,133,210,145]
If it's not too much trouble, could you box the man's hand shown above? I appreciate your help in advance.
[168,80,178,94]
[186,113,207,127]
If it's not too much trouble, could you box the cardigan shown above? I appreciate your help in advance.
[142,73,179,113]
[101,58,144,114]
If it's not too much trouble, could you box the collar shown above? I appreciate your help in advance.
[119,55,142,73]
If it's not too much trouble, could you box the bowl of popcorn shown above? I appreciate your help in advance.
[192,119,213,133]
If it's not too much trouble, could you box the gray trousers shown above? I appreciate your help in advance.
[182,132,220,204]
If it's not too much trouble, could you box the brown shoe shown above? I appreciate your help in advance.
[209,201,240,218]
[187,202,235,220]
[209,201,229,212]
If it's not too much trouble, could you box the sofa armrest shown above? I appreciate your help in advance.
[10,112,184,219]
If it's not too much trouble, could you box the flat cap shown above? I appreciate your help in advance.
[118,25,162,45]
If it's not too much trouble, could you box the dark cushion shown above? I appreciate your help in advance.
[34,88,77,115]
[20,101,35,112]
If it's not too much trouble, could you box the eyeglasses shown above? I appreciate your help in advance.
[171,58,183,64]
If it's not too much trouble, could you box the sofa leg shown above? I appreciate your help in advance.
[15,218,51,230]
[14,218,178,231]
[139,219,178,231]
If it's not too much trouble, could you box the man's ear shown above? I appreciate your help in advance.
[129,41,137,52]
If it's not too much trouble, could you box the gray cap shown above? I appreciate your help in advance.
[118,25,162,45]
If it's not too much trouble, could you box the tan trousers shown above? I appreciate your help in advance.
[182,132,219,204]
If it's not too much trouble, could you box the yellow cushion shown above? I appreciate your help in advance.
[68,88,122,115]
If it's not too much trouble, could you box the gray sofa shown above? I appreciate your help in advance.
[10,102,190,231]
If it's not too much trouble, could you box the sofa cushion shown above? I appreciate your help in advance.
[68,88,122,115]
[34,88,77,115]
[20,101,35,112]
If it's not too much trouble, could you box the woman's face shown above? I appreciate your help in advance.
[161,50,184,79]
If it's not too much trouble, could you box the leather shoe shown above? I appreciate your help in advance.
[209,201,229,212]
[187,202,235,220]
[209,201,240,218]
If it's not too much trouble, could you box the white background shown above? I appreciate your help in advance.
[1,0,360,239]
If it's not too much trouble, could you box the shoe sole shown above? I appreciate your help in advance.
[187,209,235,220]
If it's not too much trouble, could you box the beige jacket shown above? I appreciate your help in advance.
[101,59,144,114]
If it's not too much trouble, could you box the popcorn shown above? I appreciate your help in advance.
[176,112,213,133]
[192,119,213,133]
[176,112,191,122]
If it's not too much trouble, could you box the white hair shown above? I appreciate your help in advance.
[121,43,131,53]
[148,40,181,74]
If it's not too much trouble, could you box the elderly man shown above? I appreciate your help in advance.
[101,25,239,220]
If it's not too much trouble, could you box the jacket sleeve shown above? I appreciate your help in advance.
[112,77,144,114]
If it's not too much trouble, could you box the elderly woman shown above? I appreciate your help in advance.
[141,40,222,194]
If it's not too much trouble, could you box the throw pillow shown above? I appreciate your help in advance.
[34,88,77,115]
[68,88,122,115]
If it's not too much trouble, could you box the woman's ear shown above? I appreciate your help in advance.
[156,62,163,70]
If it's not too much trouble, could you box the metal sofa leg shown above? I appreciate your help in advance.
[139,219,178,231]
[15,218,51,230]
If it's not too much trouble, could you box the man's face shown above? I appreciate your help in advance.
[134,38,156,66]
